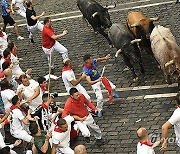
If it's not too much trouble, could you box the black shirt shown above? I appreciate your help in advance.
[26,7,37,26]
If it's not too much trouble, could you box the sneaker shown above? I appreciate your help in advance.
[97,111,103,117]
[17,36,24,40]
[84,137,90,143]
[30,38,35,43]
[113,93,119,98]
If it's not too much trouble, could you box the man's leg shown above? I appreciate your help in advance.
[91,81,103,111]
[76,121,90,138]
[36,21,44,31]
[2,23,7,32]
[53,41,68,59]
[42,47,55,68]
[77,84,91,101]
[85,114,102,139]
[63,147,74,154]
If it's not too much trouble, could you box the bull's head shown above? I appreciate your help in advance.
[164,57,180,82]
[92,3,116,29]
[130,17,159,40]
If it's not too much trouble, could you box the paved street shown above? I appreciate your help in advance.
[1,0,180,153]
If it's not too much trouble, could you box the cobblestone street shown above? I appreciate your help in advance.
[1,0,180,153]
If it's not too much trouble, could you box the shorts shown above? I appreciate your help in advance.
[11,130,32,142]
[2,15,15,26]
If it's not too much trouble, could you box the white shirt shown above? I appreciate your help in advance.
[18,79,42,111]
[11,53,23,76]
[168,108,180,139]
[10,108,25,134]
[1,89,15,111]
[62,69,81,93]
[12,0,25,11]
[137,142,155,154]
[52,115,74,149]
[0,32,8,56]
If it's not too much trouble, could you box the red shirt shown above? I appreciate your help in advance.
[62,94,97,118]
[42,26,55,48]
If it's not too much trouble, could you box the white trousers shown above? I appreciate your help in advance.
[27,21,43,39]
[76,114,101,139]
[42,41,68,68]
[91,80,116,110]
[11,130,32,143]
[16,9,26,18]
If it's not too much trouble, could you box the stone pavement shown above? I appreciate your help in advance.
[1,0,180,153]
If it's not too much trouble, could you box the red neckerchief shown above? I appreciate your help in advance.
[40,85,47,92]
[4,57,11,63]
[11,49,17,57]
[41,102,48,110]
[140,141,153,147]
[84,64,93,69]
[0,32,4,37]
[176,105,180,108]
[10,105,24,112]
[54,126,64,133]
[62,66,72,72]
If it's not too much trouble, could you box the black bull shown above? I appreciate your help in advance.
[108,23,145,81]
[77,0,115,45]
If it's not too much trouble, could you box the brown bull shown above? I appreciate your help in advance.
[127,11,159,54]
[150,25,180,90]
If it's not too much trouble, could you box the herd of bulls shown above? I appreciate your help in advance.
[77,0,180,93]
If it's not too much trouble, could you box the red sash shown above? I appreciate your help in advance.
[0,32,4,37]
[140,141,153,147]
[10,105,24,112]
[62,66,72,72]
[54,126,64,133]
[41,102,48,110]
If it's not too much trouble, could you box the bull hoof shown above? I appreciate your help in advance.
[133,77,139,82]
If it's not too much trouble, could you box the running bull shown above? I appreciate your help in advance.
[150,25,180,89]
[108,23,145,81]
[77,0,115,45]
[127,11,159,54]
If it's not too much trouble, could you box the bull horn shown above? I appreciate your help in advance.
[150,17,159,21]
[115,49,122,58]
[165,60,174,67]
[131,39,142,44]
[106,2,116,9]
[92,12,98,18]
[130,23,139,28]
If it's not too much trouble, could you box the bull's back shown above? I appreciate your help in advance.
[77,0,101,18]
[150,25,179,67]
[108,23,133,48]
[127,11,147,24]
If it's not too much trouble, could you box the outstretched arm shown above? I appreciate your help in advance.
[96,54,110,62]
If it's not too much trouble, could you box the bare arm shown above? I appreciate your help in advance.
[40,132,51,153]
[96,54,110,62]
[85,75,102,85]
[70,73,86,86]
[10,3,15,14]
[31,12,44,20]
[160,121,172,151]
[25,86,40,103]
[51,144,58,154]
[51,30,67,40]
